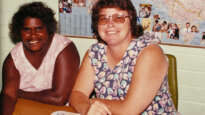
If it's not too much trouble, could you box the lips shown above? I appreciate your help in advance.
[106,30,119,35]
[107,31,117,34]
[29,40,39,44]
[27,40,41,48]
[25,40,42,51]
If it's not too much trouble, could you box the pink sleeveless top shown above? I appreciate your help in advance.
[11,34,71,92]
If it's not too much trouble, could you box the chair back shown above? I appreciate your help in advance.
[166,54,178,110]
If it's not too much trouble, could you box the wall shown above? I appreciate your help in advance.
[160,45,205,115]
[0,0,205,115]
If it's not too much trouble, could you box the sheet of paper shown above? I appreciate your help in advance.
[51,111,80,115]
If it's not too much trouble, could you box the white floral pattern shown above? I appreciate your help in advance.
[89,33,176,114]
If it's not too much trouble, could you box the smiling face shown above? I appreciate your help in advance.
[186,23,190,28]
[98,8,132,46]
[20,17,51,52]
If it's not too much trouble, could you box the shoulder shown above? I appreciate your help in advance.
[52,33,79,58]
[58,41,79,59]
[134,44,168,80]
[3,54,13,68]
[141,44,164,56]
[89,42,105,54]
[55,40,80,68]
[88,42,105,59]
[63,42,79,55]
[2,53,19,78]
[138,44,168,67]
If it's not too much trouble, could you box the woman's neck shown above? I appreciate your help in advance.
[106,37,132,67]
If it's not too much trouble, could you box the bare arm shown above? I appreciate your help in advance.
[18,42,80,105]
[70,44,168,115]
[0,54,20,115]
[92,44,168,115]
[70,51,96,115]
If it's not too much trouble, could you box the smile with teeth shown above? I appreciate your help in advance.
[107,31,117,34]
[29,40,39,44]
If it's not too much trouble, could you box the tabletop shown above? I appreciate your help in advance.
[13,98,78,115]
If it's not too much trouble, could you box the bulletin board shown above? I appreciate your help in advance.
[59,0,205,48]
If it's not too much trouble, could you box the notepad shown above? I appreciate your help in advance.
[51,111,80,115]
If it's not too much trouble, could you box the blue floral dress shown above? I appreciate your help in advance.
[88,33,177,115]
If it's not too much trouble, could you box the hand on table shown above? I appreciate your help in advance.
[87,101,111,115]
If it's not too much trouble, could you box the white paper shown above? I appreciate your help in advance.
[51,111,80,115]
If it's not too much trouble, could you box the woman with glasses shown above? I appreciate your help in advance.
[70,0,177,114]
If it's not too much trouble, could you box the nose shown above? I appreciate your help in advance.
[107,18,114,27]
[31,29,37,38]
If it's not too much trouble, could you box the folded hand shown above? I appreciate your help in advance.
[87,101,111,115]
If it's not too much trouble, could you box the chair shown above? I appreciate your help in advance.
[166,54,178,110]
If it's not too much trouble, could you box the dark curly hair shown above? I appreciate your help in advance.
[91,0,143,43]
[9,2,57,43]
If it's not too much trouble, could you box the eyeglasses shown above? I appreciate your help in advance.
[98,14,130,25]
